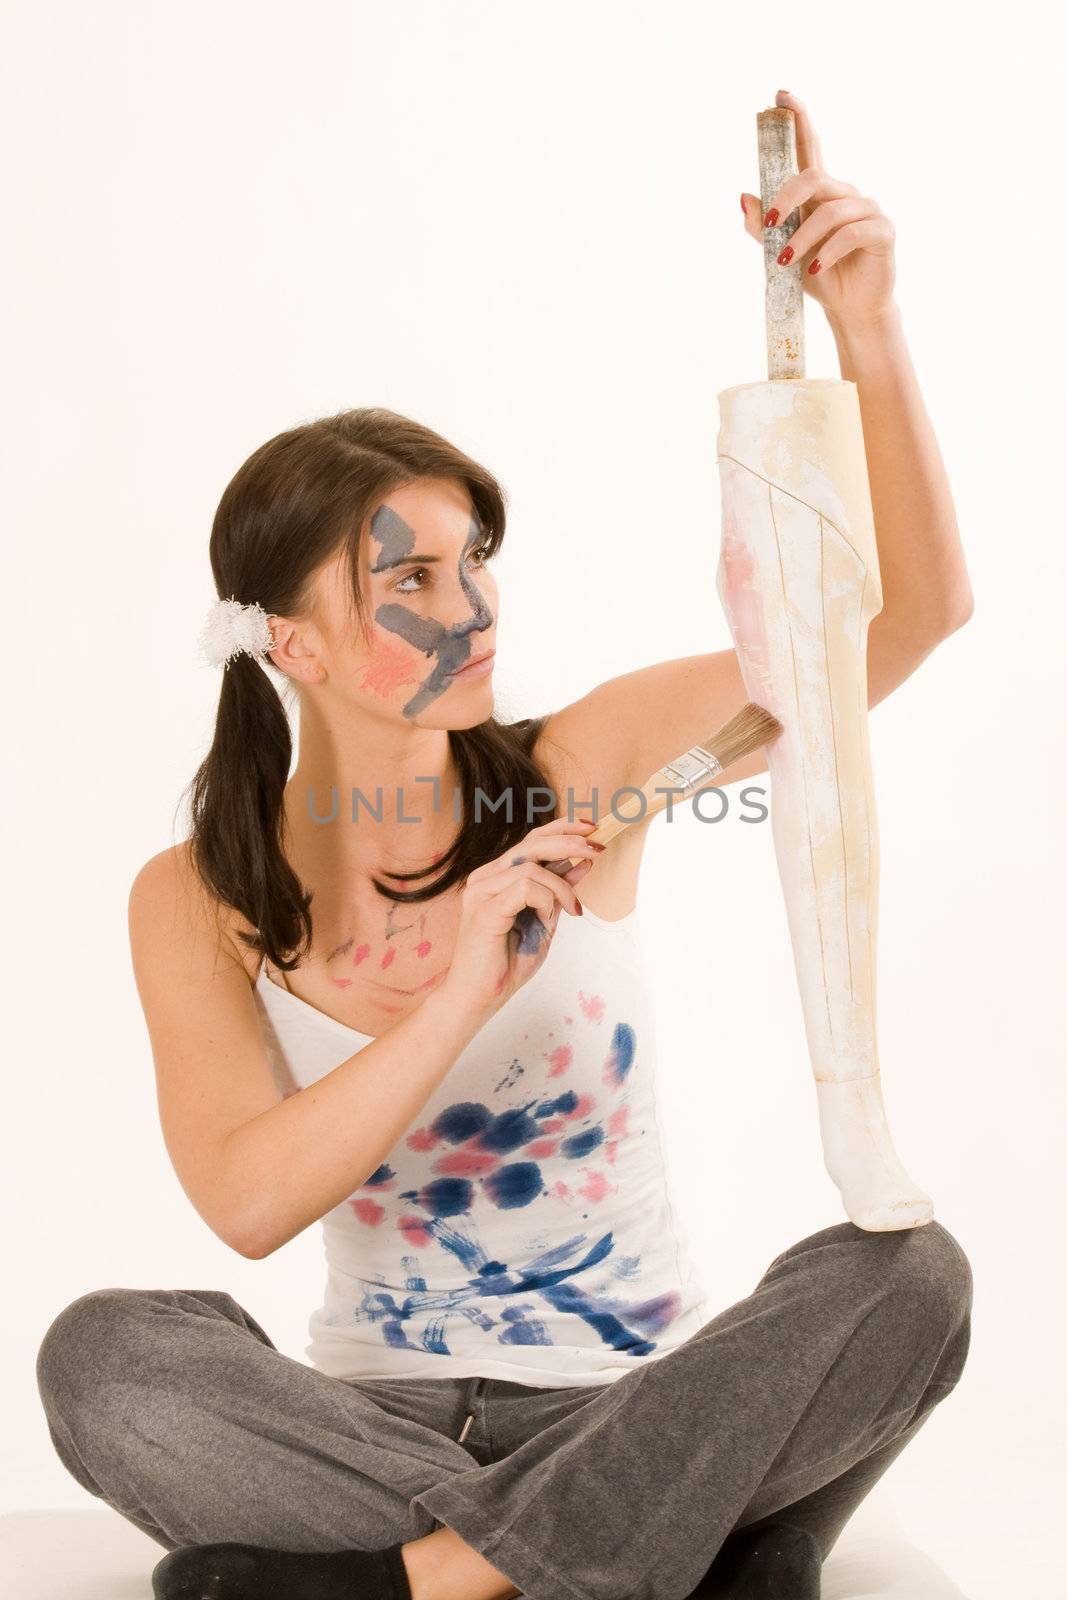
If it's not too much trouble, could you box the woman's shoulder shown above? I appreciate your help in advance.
[128,841,258,983]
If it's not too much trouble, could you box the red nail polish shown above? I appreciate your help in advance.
[764,207,779,227]
[740,194,747,213]
[777,245,794,266]
[808,258,821,275]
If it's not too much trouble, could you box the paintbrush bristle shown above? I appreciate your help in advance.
[702,702,782,770]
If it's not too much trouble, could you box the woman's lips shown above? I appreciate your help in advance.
[448,648,495,679]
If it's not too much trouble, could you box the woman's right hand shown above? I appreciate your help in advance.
[435,816,602,1025]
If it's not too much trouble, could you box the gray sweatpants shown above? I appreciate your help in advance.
[35,1218,972,1600]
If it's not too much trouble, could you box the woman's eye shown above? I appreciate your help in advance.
[393,547,491,595]
[394,567,428,594]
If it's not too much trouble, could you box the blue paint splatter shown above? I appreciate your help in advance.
[499,1305,554,1345]
[560,1127,605,1159]
[479,1106,543,1152]
[538,1280,657,1356]
[605,1022,636,1086]
[483,1160,543,1209]
[364,1162,395,1187]
[536,1090,580,1117]
[433,1102,493,1143]
[415,1177,474,1217]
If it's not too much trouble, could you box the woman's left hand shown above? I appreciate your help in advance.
[741,90,897,328]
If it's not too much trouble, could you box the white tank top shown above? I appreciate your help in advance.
[253,902,712,1387]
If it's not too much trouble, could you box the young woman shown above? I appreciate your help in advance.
[36,92,974,1600]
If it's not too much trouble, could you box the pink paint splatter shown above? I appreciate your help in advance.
[398,1214,432,1247]
[525,1137,561,1158]
[608,1106,630,1139]
[433,1150,500,1176]
[563,1092,596,1121]
[546,1043,573,1077]
[540,1117,566,1133]
[578,1169,614,1203]
[415,940,432,958]
[330,976,354,989]
[579,991,605,1023]
[553,1181,572,1200]
[407,1127,440,1151]
[380,948,397,970]
[352,944,371,966]
[349,1197,385,1226]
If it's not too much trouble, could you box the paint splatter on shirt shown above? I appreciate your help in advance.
[254,906,711,1387]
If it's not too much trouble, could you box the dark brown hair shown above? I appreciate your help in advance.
[182,407,554,972]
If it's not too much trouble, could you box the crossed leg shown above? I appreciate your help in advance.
[36,1214,970,1600]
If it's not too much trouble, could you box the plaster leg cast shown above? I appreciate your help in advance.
[716,377,933,1232]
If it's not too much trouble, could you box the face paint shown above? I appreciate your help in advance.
[368,504,494,720]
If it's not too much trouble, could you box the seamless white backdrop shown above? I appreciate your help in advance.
[4,4,1064,1597]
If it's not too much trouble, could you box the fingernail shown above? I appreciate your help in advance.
[576,902,584,916]
[740,194,747,213]
[591,841,607,852]
[777,245,794,266]
[808,258,821,274]
[764,207,779,227]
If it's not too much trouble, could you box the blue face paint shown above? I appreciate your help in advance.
[368,504,494,719]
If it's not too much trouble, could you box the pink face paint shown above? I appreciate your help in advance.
[352,944,371,966]
[357,629,423,699]
[380,948,397,970]
[330,976,354,989]
[415,940,432,958]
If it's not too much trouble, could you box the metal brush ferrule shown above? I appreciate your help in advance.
[658,745,724,794]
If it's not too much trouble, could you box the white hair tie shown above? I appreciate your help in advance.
[198,596,276,669]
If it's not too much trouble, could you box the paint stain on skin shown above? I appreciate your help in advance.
[416,940,432,958]
[369,506,495,720]
[353,945,371,966]
[330,976,354,989]
[579,991,605,1022]
[380,948,397,970]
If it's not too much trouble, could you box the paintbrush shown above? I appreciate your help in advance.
[512,701,782,943]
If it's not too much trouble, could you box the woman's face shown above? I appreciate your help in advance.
[310,476,499,729]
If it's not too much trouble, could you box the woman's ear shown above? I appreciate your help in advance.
[266,616,327,685]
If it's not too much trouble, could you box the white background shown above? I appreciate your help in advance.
[4,4,1064,1596]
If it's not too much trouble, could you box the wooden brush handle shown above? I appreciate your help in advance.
[757,104,805,380]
